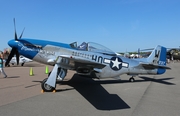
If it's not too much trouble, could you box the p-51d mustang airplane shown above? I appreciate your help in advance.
[6,19,170,92]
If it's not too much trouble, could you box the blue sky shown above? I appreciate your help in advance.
[0,0,180,52]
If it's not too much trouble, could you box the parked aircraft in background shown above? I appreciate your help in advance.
[5,19,171,92]
[139,47,180,60]
[167,48,180,60]
[5,55,32,66]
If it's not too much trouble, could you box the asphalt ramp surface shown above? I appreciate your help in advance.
[0,62,179,116]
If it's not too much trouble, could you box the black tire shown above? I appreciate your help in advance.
[41,78,55,92]
[21,63,24,66]
[129,77,135,82]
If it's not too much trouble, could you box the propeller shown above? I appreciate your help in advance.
[5,18,24,66]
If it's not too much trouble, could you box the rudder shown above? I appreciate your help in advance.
[147,45,167,74]
[147,45,167,65]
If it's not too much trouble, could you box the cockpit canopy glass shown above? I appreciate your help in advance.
[70,42,116,55]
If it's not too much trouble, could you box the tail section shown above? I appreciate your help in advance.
[147,45,169,74]
[137,45,170,74]
[147,45,166,65]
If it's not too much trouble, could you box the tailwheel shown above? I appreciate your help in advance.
[129,77,135,82]
[41,78,55,92]
[21,63,24,66]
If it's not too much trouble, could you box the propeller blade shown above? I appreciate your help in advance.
[15,50,19,65]
[5,48,16,66]
[13,18,18,40]
[19,27,25,39]
[6,19,21,66]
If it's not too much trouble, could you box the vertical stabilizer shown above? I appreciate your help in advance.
[147,45,167,74]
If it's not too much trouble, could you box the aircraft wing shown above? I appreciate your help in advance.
[138,62,171,69]
[56,55,106,69]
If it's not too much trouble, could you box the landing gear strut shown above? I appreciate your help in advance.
[41,66,67,92]
[129,77,135,82]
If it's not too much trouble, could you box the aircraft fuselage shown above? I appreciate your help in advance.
[8,38,158,79]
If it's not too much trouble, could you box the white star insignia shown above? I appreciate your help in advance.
[112,58,121,69]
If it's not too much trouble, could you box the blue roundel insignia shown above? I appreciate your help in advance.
[110,57,123,71]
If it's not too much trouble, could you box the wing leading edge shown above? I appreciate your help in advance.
[57,55,106,69]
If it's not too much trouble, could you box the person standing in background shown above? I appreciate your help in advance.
[0,55,7,78]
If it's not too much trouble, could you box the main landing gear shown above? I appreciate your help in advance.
[41,67,67,92]
[41,78,55,92]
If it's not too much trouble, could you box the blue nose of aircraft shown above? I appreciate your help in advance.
[8,39,18,48]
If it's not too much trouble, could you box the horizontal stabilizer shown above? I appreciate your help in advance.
[140,62,171,70]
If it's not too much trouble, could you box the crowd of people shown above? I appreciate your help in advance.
[0,48,10,60]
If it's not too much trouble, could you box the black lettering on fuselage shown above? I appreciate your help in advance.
[72,52,103,62]
[72,51,92,59]
[92,55,97,61]
[92,55,103,63]
[98,56,103,63]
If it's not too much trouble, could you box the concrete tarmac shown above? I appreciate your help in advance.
[0,62,179,116]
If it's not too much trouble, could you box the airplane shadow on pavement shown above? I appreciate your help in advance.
[31,75,175,110]
[57,74,131,110]
[138,76,175,85]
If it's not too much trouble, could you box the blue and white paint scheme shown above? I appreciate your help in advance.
[6,19,170,92]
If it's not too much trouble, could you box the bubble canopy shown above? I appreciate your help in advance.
[70,42,116,55]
